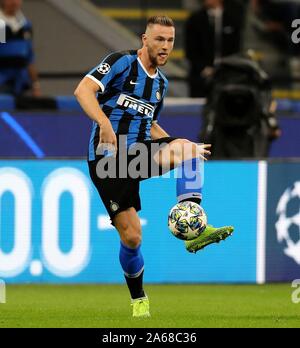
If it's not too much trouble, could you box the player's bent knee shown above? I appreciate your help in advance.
[121,232,142,249]
[115,219,142,248]
[180,139,200,160]
[171,139,190,148]
[171,139,196,164]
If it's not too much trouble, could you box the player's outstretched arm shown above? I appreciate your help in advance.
[150,122,170,140]
[74,77,117,151]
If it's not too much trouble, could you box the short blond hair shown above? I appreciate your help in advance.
[146,16,175,28]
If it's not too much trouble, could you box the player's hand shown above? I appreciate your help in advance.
[197,143,211,161]
[98,119,118,156]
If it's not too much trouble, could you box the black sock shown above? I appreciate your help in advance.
[180,197,202,205]
[124,270,145,299]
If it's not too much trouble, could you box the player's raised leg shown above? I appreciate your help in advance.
[113,208,150,318]
[155,139,234,252]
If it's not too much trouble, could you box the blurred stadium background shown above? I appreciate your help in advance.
[1,0,300,328]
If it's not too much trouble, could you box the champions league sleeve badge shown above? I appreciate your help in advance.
[97,63,111,75]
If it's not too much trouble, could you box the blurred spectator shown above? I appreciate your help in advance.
[184,0,245,97]
[0,0,41,96]
[200,52,281,158]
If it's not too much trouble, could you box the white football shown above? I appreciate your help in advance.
[168,201,207,241]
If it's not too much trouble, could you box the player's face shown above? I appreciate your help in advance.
[144,24,175,67]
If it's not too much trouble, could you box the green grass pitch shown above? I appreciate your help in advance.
[0,284,299,328]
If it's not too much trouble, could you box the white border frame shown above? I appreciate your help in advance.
[256,161,267,284]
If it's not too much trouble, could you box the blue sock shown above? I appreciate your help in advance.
[119,242,144,277]
[119,242,145,299]
[177,158,202,204]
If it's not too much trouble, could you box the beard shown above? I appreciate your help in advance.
[147,47,168,67]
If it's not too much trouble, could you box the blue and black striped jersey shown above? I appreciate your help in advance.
[86,50,168,161]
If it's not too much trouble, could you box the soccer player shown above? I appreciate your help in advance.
[75,16,233,318]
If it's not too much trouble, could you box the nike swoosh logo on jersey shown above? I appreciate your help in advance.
[130,81,139,85]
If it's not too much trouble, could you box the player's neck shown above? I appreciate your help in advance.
[138,49,157,76]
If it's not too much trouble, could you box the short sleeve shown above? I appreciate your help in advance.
[86,52,129,93]
[153,100,164,123]
[153,78,168,123]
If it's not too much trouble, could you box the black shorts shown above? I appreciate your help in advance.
[88,137,178,223]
